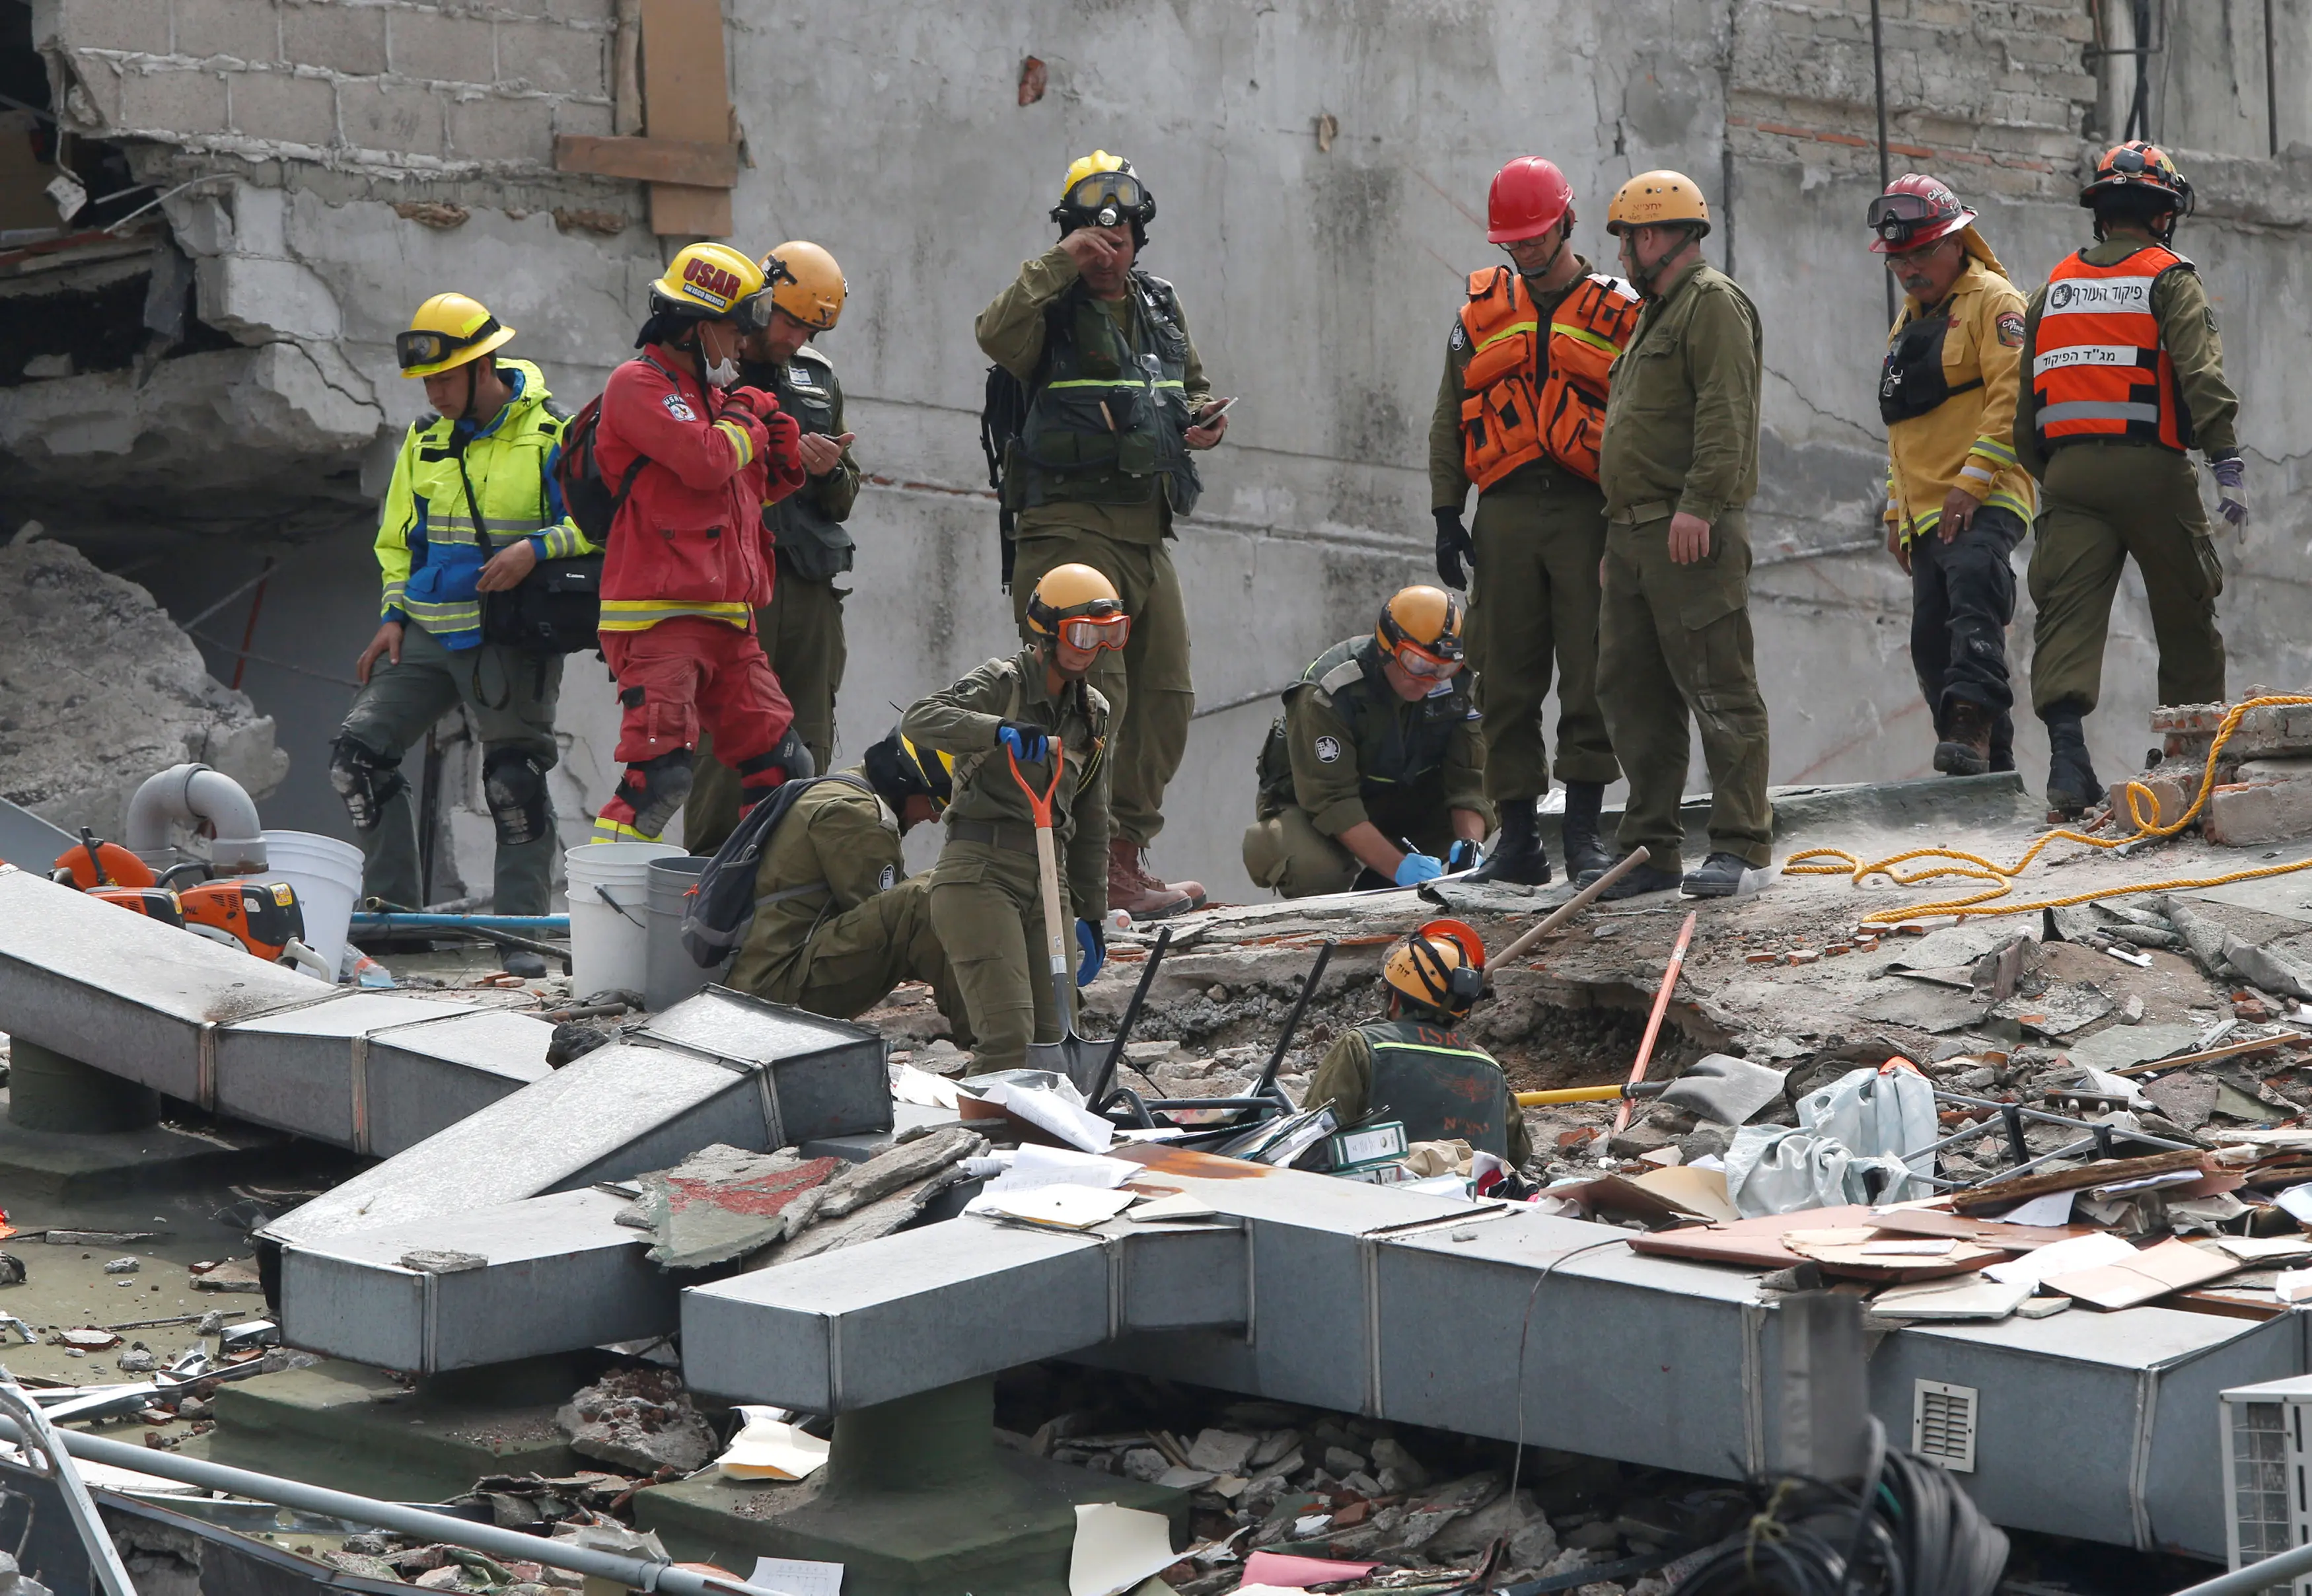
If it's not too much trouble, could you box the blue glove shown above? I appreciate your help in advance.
[1075,918,1105,986]
[997,721,1048,764]
[2212,454,2248,529]
[1445,838,1482,872]
[1394,851,1446,887]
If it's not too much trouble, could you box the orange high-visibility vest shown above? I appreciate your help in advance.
[1458,267,1642,487]
[2031,244,2194,453]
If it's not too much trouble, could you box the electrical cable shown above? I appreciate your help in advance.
[1785,694,2312,926]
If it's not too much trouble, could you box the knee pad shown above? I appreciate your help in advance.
[483,748,552,848]
[736,726,816,799]
[329,737,406,832]
[614,749,694,840]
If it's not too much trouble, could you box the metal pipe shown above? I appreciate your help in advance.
[350,914,571,934]
[1930,1085,2196,1150]
[123,764,267,874]
[1254,937,1335,1098]
[2173,1535,2312,1596]
[0,1412,803,1596]
[1490,845,1652,969]
[1871,0,1895,324]
[2267,0,2280,157]
[1091,925,1172,1107]
[0,1378,138,1596]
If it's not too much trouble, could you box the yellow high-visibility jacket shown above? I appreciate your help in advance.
[1881,238,2037,547]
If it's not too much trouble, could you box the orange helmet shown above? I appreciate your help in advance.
[2081,141,2192,213]
[1383,920,1487,1017]
[1375,585,1464,681]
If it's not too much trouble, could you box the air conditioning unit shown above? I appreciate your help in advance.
[2220,1374,2312,1596]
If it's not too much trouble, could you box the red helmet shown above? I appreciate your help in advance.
[1487,157,1573,243]
[1866,174,1975,254]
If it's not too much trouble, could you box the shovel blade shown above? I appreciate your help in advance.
[1023,1036,1102,1098]
[1659,1052,1788,1126]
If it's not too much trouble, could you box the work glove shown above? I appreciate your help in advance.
[1393,851,1446,887]
[1445,838,1482,873]
[2212,454,2249,530]
[1433,508,1474,591]
[1075,918,1104,986]
[996,721,1049,764]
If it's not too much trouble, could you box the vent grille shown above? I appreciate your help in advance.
[1913,1379,1978,1472]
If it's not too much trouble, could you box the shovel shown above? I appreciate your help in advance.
[1009,740,1100,1095]
[1515,1053,1788,1125]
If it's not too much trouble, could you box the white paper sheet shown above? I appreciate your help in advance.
[747,1556,844,1596]
[891,1063,960,1109]
[973,1080,1116,1151]
[1982,1230,2138,1288]
[1985,1189,2076,1227]
[984,1143,1140,1192]
[2273,1183,2312,1225]
[2278,1268,2312,1305]
[716,1405,831,1481]
[1130,1192,1221,1223]
[970,1185,1139,1229]
[1069,1503,1180,1596]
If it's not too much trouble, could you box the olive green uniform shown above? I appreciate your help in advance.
[978,245,1208,850]
[901,647,1111,1074]
[2013,236,2238,715]
[685,346,863,853]
[1306,1020,1533,1166]
[1242,635,1493,898]
[1429,262,1620,803]
[724,772,969,1039]
[1593,257,1771,875]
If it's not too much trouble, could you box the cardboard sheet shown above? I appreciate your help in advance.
[1629,1205,2005,1281]
[717,1406,831,1481]
[2044,1237,2237,1309]
[1627,1163,1741,1223]
[1869,1271,2033,1321]
[1865,1208,2090,1249]
[1982,1230,2137,1288]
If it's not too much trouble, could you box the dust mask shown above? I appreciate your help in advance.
[706,355,739,388]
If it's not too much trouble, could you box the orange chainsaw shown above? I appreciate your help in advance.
[52,829,326,977]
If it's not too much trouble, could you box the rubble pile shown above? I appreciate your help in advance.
[554,1367,717,1476]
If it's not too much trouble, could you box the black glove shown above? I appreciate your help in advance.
[1434,507,1474,590]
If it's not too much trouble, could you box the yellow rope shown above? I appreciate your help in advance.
[1784,695,2312,926]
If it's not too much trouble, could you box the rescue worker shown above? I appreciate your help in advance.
[2014,141,2245,815]
[591,242,812,844]
[1869,174,2036,778]
[685,241,862,853]
[977,151,1226,921]
[1431,157,1639,886]
[337,293,592,976]
[1585,172,1772,900]
[725,729,970,1042]
[902,564,1121,1074]
[1305,920,1533,1166]
[1243,587,1492,898]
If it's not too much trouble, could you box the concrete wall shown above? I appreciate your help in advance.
[10,0,2312,903]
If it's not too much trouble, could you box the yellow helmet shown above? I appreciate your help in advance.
[1052,150,1156,231]
[649,242,772,327]
[1383,920,1487,1017]
[1026,563,1132,653]
[866,727,955,813]
[762,241,847,332]
[396,292,515,378]
[1375,585,1465,680]
[1605,170,1711,238]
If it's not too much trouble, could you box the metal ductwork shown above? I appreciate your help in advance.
[124,762,268,874]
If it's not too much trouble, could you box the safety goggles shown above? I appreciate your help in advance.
[1062,171,1147,226]
[1058,611,1132,652]
[1390,639,1463,679]
[1865,193,1949,248]
[396,316,500,372]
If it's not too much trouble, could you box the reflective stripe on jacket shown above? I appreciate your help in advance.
[1880,242,2037,547]
[2030,244,2194,453]
[1457,267,1641,488]
[1008,270,1202,517]
[374,359,591,647]
[593,351,774,633]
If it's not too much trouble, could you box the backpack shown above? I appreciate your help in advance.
[680,774,871,968]
[552,391,647,548]
[978,363,1030,589]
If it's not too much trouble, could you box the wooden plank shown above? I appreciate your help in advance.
[639,0,731,238]
[554,135,736,188]
[1946,1147,2206,1213]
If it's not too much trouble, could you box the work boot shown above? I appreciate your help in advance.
[2042,702,2105,817]
[500,948,548,980]
[1581,854,1684,901]
[1466,800,1550,886]
[1108,838,1205,920]
[1558,780,1616,881]
[1935,701,1994,777]
[1682,852,1753,898]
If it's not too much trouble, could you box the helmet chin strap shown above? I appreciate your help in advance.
[1519,225,1569,283]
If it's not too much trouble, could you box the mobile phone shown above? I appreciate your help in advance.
[1195,396,1239,424]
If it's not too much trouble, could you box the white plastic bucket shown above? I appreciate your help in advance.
[261,829,365,976]
[567,841,684,1000]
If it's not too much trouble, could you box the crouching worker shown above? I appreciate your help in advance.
[1306,920,1533,1165]
[901,565,1120,1074]
[724,730,970,1040]
[1243,585,1494,898]
[592,242,813,843]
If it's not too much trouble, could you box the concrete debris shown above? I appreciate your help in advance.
[556,1367,718,1476]
[546,1022,613,1068]
[626,1145,844,1268]
[188,1258,264,1293]
[102,1256,138,1274]
[0,540,284,838]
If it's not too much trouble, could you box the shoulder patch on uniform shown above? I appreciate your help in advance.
[877,863,896,892]
[1319,659,1365,696]
[1314,735,1342,764]
[1449,320,1468,351]
[2204,306,2220,333]
[1996,311,2025,347]
[661,392,696,422]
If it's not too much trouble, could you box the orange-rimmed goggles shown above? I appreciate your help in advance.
[1390,638,1463,679]
[1059,612,1132,652]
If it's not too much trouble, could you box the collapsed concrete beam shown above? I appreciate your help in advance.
[677,1146,2294,1561]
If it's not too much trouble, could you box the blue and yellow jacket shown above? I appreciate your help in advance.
[376,359,593,649]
